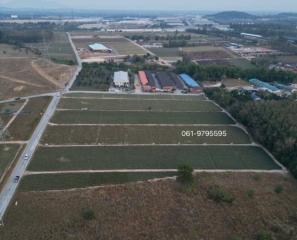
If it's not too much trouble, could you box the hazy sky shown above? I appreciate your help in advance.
[1,0,297,12]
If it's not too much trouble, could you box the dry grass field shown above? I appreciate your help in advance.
[0,57,75,100]
[71,34,146,60]
[1,173,297,240]
[6,96,51,141]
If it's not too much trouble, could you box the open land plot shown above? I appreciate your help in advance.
[0,100,25,126]
[0,57,74,100]
[65,92,206,100]
[0,44,36,58]
[148,47,181,61]
[20,172,176,191]
[0,144,23,183]
[222,78,252,88]
[58,98,220,112]
[6,96,51,141]
[29,145,280,171]
[26,32,76,63]
[51,110,235,125]
[72,36,146,59]
[41,125,251,145]
[2,173,296,240]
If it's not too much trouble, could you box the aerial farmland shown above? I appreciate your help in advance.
[19,92,282,191]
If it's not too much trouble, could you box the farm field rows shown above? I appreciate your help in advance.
[58,97,221,112]
[41,125,251,145]
[28,145,280,172]
[65,92,207,100]
[51,110,235,124]
[22,93,282,190]
[20,172,175,191]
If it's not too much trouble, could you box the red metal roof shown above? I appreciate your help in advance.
[138,71,148,86]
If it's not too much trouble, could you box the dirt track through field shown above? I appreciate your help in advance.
[31,60,63,88]
[0,75,45,88]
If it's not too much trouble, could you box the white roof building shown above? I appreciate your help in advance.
[114,71,129,87]
[89,43,112,52]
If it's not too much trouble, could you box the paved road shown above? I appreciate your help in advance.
[0,32,82,222]
[0,93,61,221]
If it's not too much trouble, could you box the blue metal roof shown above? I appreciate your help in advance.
[179,74,200,88]
[249,79,279,92]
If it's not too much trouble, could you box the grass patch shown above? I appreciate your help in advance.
[20,172,176,191]
[51,110,234,125]
[41,125,251,145]
[7,96,51,141]
[58,98,220,112]
[29,146,280,171]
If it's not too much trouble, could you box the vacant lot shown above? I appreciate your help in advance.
[26,32,76,63]
[51,110,234,124]
[42,125,250,145]
[0,57,75,100]
[20,172,176,191]
[72,36,145,59]
[0,144,22,183]
[148,47,182,62]
[65,92,206,100]
[29,145,280,171]
[0,44,36,58]
[58,98,220,112]
[7,96,51,141]
[1,173,296,240]
[0,100,25,126]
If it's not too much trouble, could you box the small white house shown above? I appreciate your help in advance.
[114,71,129,87]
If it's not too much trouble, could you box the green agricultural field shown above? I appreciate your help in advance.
[58,98,220,112]
[0,144,23,182]
[148,47,182,61]
[29,145,280,171]
[64,93,206,101]
[42,125,251,145]
[20,172,176,191]
[51,110,234,125]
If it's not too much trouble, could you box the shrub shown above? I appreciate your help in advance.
[274,185,284,194]
[207,185,235,204]
[256,230,272,240]
[177,165,194,185]
[246,189,255,199]
[82,209,96,221]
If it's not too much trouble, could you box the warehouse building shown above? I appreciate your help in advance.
[114,71,129,87]
[89,43,112,53]
[249,78,280,93]
[138,71,151,92]
[169,72,187,90]
[156,72,176,92]
[145,71,158,92]
[179,74,202,93]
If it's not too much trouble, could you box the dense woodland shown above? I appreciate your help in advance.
[175,61,297,84]
[205,88,297,178]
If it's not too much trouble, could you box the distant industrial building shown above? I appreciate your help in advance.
[240,33,263,40]
[179,74,202,93]
[249,79,280,93]
[114,71,129,87]
[89,43,112,53]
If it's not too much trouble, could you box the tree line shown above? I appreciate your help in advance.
[175,61,297,84]
[205,88,297,178]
